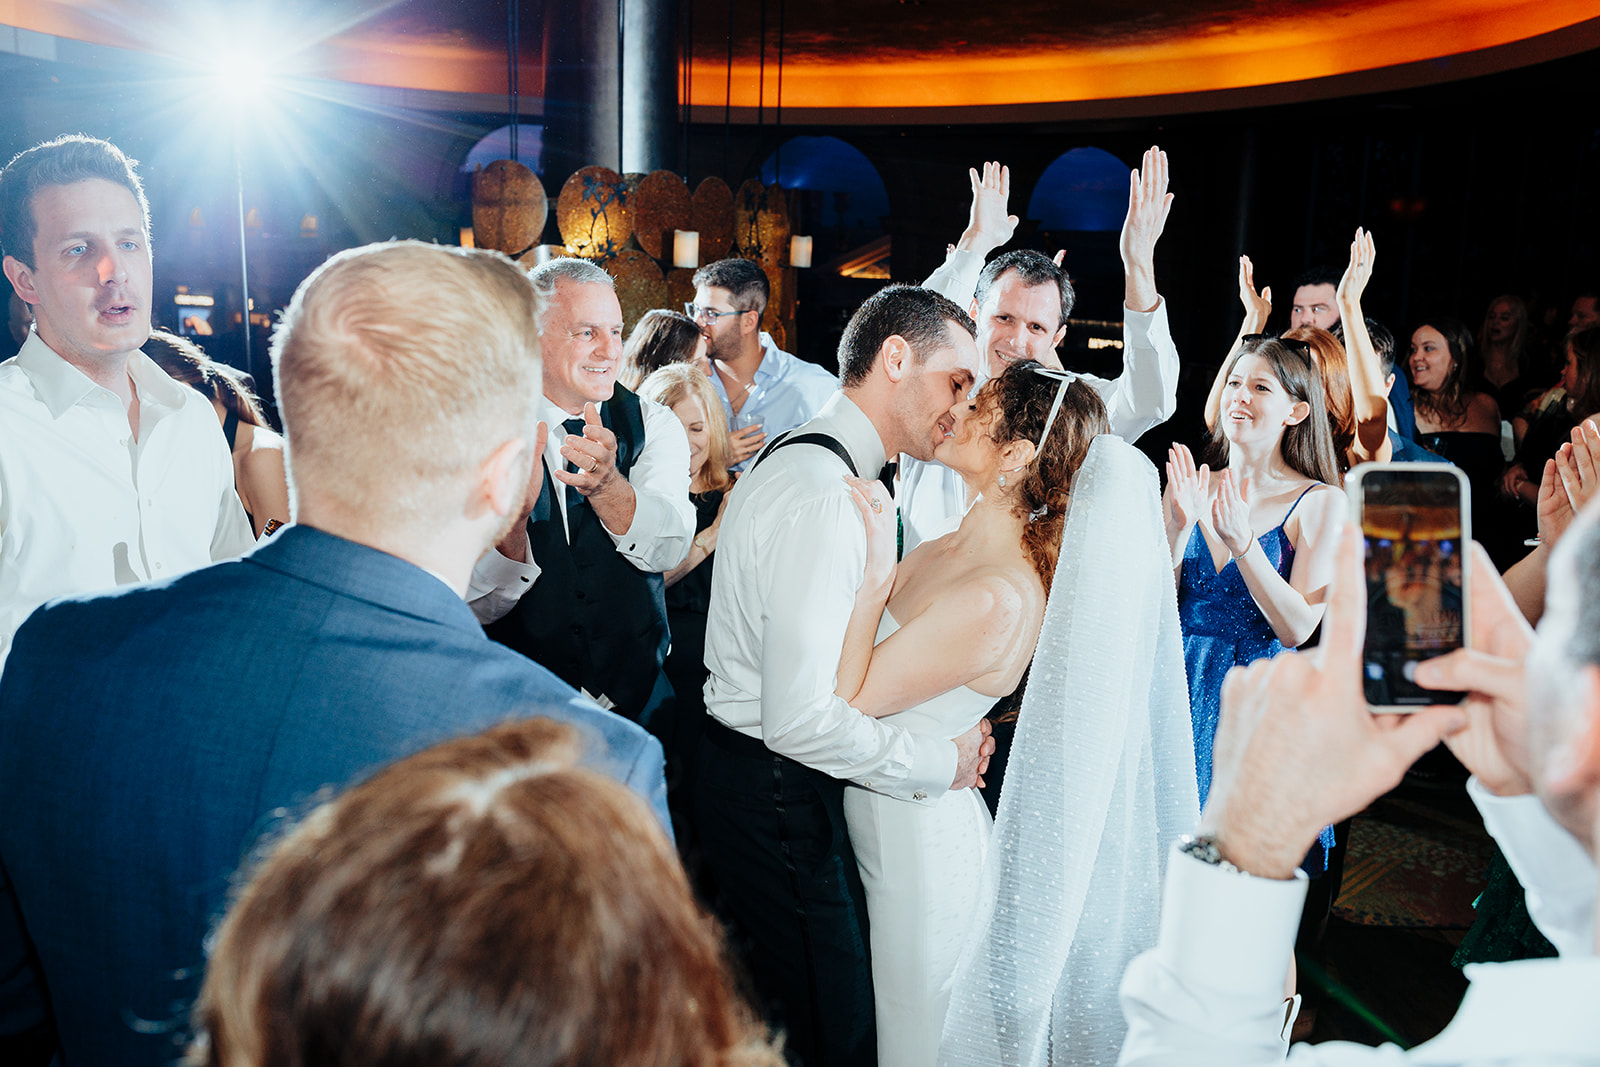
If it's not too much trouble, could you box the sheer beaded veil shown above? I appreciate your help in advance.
[938,434,1199,1067]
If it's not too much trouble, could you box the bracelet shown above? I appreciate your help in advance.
[1230,539,1253,561]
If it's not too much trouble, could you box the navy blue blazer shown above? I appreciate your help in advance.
[0,525,668,1066]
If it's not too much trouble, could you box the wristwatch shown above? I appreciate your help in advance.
[1177,834,1240,875]
[693,533,711,552]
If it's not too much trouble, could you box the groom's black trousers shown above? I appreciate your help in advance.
[694,720,876,1067]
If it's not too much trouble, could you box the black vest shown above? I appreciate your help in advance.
[485,385,670,720]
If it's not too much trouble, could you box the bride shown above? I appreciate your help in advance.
[834,361,1196,1066]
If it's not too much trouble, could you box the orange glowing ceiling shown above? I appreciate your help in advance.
[687,0,1600,113]
[3,0,1599,119]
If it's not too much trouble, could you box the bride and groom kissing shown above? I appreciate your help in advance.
[694,278,1198,1066]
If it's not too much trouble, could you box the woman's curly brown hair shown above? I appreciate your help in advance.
[977,361,1110,589]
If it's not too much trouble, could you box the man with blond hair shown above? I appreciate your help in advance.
[0,240,668,1067]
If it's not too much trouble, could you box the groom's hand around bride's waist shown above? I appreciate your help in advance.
[952,718,996,791]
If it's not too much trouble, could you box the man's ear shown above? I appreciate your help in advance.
[1383,372,1396,397]
[1051,323,1067,349]
[882,335,912,383]
[3,256,37,305]
[741,308,761,338]
[479,435,534,519]
[1284,399,1311,427]
[1544,664,1600,797]
[968,298,980,321]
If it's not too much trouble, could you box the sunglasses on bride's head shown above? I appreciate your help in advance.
[1029,365,1077,453]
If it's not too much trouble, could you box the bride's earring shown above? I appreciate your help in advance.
[997,472,1007,488]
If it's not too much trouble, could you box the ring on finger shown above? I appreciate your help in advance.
[587,461,599,474]
[870,499,883,514]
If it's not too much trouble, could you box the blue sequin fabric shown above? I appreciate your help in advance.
[1178,486,1336,873]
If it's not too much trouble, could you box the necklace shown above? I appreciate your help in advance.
[712,359,757,394]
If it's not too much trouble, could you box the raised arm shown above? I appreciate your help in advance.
[921,161,1017,306]
[1213,476,1343,647]
[1121,146,1173,315]
[1206,257,1272,431]
[1337,228,1394,464]
[1162,444,1209,572]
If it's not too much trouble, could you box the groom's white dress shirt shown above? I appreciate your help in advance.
[703,391,957,801]
[1118,777,1600,1066]
[902,249,1181,552]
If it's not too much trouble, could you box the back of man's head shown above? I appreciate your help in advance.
[272,240,542,531]
[1531,504,1600,845]
[1334,317,1397,379]
[838,284,974,387]
[974,250,1075,327]
[692,258,770,315]
[0,134,149,268]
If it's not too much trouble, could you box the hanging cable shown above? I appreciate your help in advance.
[507,0,519,161]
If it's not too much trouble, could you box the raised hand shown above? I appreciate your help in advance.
[1337,227,1376,306]
[1203,526,1467,878]
[1555,419,1600,525]
[1163,444,1210,534]
[1210,467,1255,559]
[554,403,621,497]
[1238,255,1272,332]
[845,475,897,600]
[1415,543,1536,796]
[957,161,1018,257]
[1120,146,1173,313]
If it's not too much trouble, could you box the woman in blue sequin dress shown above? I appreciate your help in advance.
[1163,338,1345,860]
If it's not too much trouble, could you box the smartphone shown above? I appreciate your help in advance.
[1346,462,1470,711]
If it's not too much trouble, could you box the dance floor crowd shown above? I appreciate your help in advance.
[1,133,1597,1067]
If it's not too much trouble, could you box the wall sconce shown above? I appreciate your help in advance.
[300,214,319,238]
[673,229,700,269]
[790,235,814,269]
[459,226,475,248]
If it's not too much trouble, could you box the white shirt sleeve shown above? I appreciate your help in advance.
[605,395,694,572]
[755,487,958,800]
[1119,848,1308,1066]
[1078,297,1180,445]
[465,544,542,623]
[210,483,256,560]
[921,248,986,309]
[1470,777,1597,958]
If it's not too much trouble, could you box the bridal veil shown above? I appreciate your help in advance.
[938,434,1199,1067]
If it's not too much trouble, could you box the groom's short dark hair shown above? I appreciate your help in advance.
[838,285,975,387]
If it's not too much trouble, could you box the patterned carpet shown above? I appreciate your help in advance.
[1332,795,1495,929]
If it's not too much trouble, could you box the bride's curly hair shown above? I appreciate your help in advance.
[978,362,1110,589]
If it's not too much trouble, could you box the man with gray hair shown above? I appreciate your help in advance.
[0,240,667,1065]
[1117,501,1600,1063]
[472,257,694,724]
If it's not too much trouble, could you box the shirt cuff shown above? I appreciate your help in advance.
[465,544,540,623]
[602,489,691,571]
[1469,776,1597,957]
[1157,846,1307,1000]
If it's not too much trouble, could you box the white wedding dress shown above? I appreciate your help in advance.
[842,611,995,1067]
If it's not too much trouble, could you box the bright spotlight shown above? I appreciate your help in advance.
[212,50,273,106]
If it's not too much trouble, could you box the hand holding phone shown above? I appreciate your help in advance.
[1347,462,1472,710]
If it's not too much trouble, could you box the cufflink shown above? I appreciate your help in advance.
[912,790,927,801]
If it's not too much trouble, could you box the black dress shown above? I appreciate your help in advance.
[1416,430,1519,569]
[660,489,723,870]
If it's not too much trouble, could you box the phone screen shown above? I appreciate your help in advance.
[1359,468,1467,707]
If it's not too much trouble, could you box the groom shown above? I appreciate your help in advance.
[697,284,994,1066]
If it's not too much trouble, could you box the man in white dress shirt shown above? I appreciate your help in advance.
[0,134,253,670]
[470,258,694,722]
[690,258,837,469]
[697,284,995,1067]
[908,148,1180,550]
[1118,510,1600,1065]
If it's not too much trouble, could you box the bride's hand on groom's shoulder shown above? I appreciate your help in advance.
[844,476,897,598]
